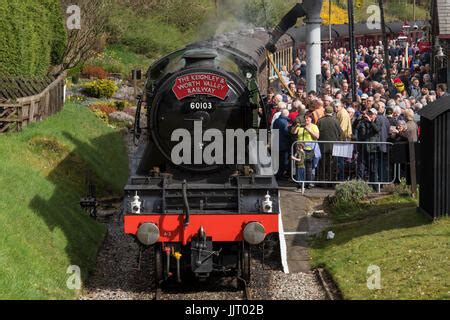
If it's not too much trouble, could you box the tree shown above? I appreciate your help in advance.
[58,0,110,72]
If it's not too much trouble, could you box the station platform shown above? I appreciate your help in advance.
[278,188,334,274]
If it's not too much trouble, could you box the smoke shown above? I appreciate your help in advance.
[196,0,269,40]
[195,0,300,41]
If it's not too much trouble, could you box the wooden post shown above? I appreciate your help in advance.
[29,101,36,123]
[45,91,50,117]
[266,51,295,97]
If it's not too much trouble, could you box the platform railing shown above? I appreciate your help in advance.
[290,140,401,194]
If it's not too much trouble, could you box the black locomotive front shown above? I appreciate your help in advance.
[136,45,264,176]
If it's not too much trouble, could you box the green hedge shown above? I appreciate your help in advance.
[0,0,67,77]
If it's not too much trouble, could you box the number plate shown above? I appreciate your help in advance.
[190,102,213,110]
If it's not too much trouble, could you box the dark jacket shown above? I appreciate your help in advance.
[356,118,381,152]
[318,115,343,153]
[273,115,290,151]
[290,74,304,87]
[376,114,391,152]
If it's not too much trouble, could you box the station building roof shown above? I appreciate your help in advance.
[435,0,450,39]
[419,95,450,121]
[286,21,427,43]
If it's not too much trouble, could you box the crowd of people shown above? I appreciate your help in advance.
[268,41,449,190]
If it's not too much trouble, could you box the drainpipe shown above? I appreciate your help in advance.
[447,43,450,93]
[303,1,324,93]
[265,1,324,93]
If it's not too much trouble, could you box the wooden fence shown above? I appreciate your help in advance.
[0,73,66,133]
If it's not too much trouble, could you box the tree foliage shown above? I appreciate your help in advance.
[60,0,110,72]
[105,1,212,59]
[0,0,67,77]
[238,0,299,29]
[321,0,349,25]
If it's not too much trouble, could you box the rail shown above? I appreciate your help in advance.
[290,140,402,194]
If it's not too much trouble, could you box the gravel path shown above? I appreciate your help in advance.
[80,129,329,301]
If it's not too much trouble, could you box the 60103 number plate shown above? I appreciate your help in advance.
[190,102,213,110]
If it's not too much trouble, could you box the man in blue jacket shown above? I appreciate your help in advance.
[375,102,391,183]
[273,109,291,179]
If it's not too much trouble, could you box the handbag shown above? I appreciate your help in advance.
[301,129,315,161]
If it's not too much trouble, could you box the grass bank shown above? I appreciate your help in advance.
[0,103,128,299]
[311,198,450,300]
[89,44,153,78]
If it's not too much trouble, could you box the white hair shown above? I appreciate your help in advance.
[387,99,396,107]
[414,103,423,110]
[332,99,342,109]
[278,102,287,110]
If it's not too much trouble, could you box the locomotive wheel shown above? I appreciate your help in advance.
[263,233,281,260]
[241,243,251,283]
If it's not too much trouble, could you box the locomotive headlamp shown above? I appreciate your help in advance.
[137,223,160,246]
[131,192,142,214]
[246,72,253,79]
[262,192,273,213]
[243,222,266,245]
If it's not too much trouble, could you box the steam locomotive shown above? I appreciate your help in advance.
[122,3,307,286]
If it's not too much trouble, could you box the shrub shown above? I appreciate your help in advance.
[89,102,117,116]
[382,179,413,197]
[114,100,129,111]
[0,0,67,77]
[334,180,372,204]
[93,109,108,122]
[82,65,108,79]
[67,64,83,77]
[67,94,86,103]
[82,80,118,99]
[72,74,80,84]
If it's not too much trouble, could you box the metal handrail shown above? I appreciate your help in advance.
[290,140,400,193]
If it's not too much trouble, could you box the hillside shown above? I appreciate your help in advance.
[0,103,128,299]
[85,0,430,78]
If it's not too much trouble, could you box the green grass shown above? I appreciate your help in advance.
[0,103,128,299]
[311,204,450,300]
[90,44,153,77]
[330,195,418,223]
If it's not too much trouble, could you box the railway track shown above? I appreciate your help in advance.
[153,280,252,301]
[81,133,330,301]
[152,275,252,301]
